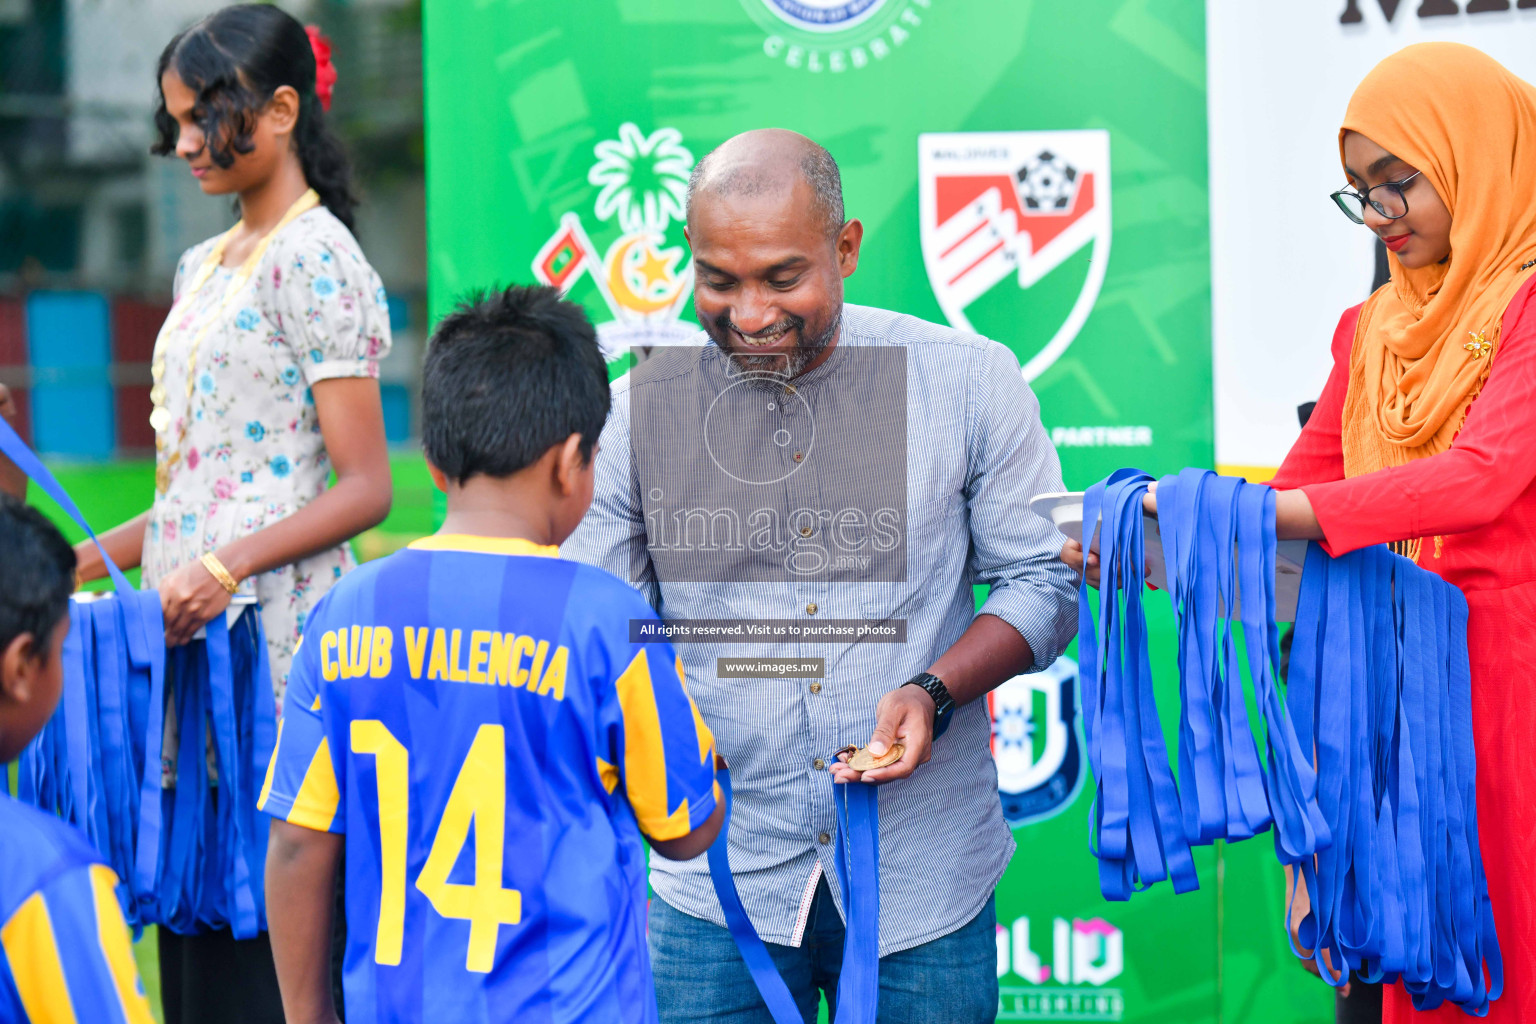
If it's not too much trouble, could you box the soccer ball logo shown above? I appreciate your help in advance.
[920,128,1111,379]
[1017,150,1079,213]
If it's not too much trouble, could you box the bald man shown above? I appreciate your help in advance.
[563,129,1077,1021]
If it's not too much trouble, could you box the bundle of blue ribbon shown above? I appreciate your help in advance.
[1079,467,1502,1015]
[15,563,167,932]
[2,418,275,938]
[708,767,880,1024]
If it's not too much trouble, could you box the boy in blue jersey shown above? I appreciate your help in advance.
[261,285,724,1024]
[0,495,155,1024]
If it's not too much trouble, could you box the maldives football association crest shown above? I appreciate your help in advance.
[919,130,1111,381]
[988,655,1084,828]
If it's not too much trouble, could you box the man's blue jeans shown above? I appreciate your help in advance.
[648,876,999,1023]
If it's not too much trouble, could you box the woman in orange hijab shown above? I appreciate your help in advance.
[1263,42,1536,1021]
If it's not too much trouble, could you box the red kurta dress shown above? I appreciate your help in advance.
[1271,275,1536,1022]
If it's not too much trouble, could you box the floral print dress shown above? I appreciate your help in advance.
[142,205,391,720]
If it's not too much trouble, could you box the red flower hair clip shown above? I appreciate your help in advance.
[306,25,337,111]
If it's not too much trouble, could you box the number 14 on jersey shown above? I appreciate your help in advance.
[351,720,523,972]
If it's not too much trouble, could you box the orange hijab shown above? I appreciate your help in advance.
[1339,43,1536,479]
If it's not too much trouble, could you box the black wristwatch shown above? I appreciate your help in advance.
[903,672,956,740]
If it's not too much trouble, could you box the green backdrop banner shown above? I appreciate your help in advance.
[424,2,1328,1021]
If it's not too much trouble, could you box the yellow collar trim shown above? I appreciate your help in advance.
[407,534,559,558]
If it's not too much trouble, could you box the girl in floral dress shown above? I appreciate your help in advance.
[74,6,392,1022]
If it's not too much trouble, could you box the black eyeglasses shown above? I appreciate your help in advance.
[1331,171,1422,224]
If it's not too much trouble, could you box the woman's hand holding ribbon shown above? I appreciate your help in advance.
[159,552,236,646]
[830,684,934,785]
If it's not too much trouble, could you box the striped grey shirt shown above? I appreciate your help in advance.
[561,303,1077,956]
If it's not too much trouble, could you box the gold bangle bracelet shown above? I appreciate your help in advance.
[200,552,240,595]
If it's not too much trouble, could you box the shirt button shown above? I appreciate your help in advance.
[809,681,822,694]
[786,385,797,396]
[799,525,813,537]
[806,602,818,615]
[813,757,826,770]
[793,450,803,462]
[818,832,831,845]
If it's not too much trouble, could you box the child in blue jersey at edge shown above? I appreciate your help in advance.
[0,495,156,1024]
[260,284,725,1024]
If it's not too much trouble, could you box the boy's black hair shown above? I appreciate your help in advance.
[0,495,76,659]
[422,284,611,483]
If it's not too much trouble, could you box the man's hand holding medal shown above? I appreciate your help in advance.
[829,684,931,784]
[830,671,955,784]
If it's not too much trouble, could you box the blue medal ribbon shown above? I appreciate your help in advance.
[204,615,246,932]
[1234,482,1329,863]
[707,764,880,1023]
[1080,470,1199,897]
[202,611,272,938]
[2,415,169,929]
[90,603,136,910]
[230,609,276,935]
[127,589,167,927]
[0,416,266,936]
[1204,475,1272,841]
[1079,466,1502,1015]
[1159,469,1227,845]
[161,641,208,933]
[60,601,91,830]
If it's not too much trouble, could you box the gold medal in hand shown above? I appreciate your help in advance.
[838,743,905,772]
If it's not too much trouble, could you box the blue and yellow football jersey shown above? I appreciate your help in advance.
[258,535,719,1024]
[0,792,154,1024]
